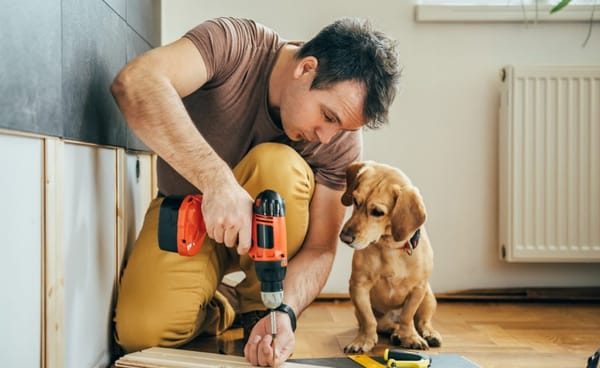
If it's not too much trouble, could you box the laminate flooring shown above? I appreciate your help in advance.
[182,299,600,368]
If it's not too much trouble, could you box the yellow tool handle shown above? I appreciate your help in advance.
[386,360,429,368]
[347,354,386,368]
[384,348,431,368]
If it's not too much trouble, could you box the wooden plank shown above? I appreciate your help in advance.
[116,148,126,285]
[44,137,65,368]
[115,348,332,368]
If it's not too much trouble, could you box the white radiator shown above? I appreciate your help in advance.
[499,65,600,262]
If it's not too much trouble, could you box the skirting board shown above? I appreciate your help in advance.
[115,347,331,368]
[435,287,600,301]
[320,287,600,302]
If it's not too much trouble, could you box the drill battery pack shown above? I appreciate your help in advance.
[157,194,206,257]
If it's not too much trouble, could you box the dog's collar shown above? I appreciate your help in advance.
[402,229,421,255]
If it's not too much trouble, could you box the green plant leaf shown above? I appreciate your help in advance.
[550,0,572,13]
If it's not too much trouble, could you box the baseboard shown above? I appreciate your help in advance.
[316,293,350,300]
[435,287,600,302]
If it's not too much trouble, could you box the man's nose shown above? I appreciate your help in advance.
[316,124,339,144]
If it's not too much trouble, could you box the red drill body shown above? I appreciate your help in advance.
[248,190,288,310]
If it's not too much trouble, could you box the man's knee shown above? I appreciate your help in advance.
[115,290,235,353]
[236,143,315,198]
[235,143,314,249]
[115,302,192,353]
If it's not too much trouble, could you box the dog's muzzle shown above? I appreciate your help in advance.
[339,228,355,245]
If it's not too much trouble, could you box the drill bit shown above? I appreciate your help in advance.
[270,309,277,366]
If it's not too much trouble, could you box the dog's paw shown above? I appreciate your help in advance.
[343,334,378,354]
[423,330,442,348]
[390,333,429,350]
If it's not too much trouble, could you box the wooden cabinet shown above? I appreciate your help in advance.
[0,132,154,368]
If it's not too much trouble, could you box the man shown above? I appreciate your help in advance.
[111,17,400,367]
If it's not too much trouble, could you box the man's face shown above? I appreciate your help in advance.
[279,66,366,144]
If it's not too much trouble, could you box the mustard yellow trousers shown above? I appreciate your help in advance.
[114,143,315,353]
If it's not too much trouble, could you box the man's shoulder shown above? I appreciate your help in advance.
[199,17,277,38]
[203,17,256,29]
[187,17,280,50]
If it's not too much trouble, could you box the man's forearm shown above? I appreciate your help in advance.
[110,64,233,193]
[283,245,336,317]
[111,43,256,251]
[281,184,347,317]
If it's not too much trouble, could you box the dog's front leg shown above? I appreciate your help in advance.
[344,283,378,353]
[390,285,430,350]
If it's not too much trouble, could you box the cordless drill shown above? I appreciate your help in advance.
[248,190,288,351]
[157,190,288,334]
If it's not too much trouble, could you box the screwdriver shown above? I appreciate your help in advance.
[270,310,277,365]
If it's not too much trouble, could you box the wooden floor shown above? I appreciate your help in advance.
[182,299,600,368]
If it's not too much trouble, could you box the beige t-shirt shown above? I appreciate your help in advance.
[157,17,362,195]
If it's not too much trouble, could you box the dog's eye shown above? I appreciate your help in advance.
[370,208,385,217]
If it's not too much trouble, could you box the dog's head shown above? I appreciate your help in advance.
[339,161,427,250]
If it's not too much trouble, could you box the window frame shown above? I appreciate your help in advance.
[415,1,600,22]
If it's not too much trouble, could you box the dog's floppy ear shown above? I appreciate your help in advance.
[390,186,427,241]
[341,161,366,206]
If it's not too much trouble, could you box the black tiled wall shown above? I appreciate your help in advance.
[0,0,160,151]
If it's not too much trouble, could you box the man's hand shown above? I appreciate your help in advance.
[244,312,295,367]
[201,177,254,254]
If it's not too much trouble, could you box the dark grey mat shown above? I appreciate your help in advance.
[290,353,480,367]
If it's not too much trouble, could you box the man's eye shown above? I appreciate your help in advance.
[370,208,384,217]
[323,112,335,123]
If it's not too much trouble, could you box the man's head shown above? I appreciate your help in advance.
[277,18,401,144]
[298,17,401,130]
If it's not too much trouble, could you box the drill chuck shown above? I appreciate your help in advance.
[261,290,284,310]
[255,260,286,309]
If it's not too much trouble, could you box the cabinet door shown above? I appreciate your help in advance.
[0,134,43,367]
[122,153,154,261]
[62,143,116,368]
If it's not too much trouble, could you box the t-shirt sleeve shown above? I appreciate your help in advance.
[183,17,265,85]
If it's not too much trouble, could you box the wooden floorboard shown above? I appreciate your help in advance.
[182,299,600,368]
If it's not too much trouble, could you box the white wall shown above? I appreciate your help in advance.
[161,0,600,294]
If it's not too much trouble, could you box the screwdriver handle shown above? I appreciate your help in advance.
[384,349,430,362]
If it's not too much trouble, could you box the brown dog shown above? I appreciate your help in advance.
[340,161,442,353]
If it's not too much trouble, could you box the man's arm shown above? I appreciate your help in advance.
[283,183,347,315]
[244,183,347,366]
[110,38,253,252]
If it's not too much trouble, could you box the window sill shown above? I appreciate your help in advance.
[415,4,600,23]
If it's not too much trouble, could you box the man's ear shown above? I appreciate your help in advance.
[294,56,318,79]
[341,161,366,206]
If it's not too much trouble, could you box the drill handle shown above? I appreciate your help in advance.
[250,190,288,264]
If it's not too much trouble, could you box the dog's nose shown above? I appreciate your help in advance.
[339,228,355,244]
